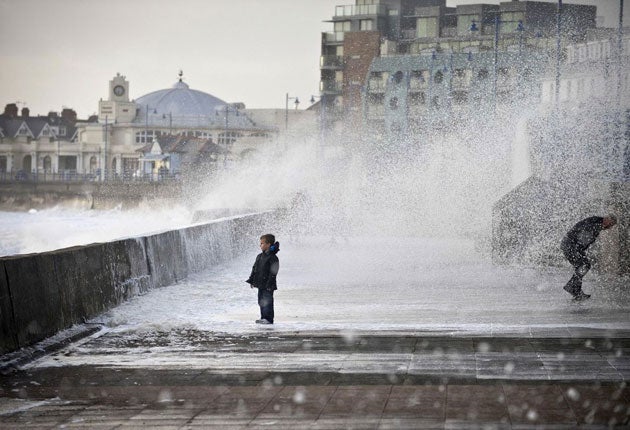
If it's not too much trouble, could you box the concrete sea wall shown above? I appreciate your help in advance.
[0,213,272,354]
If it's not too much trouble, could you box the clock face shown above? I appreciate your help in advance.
[113,85,125,96]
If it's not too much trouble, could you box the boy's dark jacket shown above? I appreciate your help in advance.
[246,244,280,291]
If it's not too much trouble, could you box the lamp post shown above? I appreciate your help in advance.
[162,112,173,135]
[517,20,524,55]
[217,104,239,166]
[285,93,300,130]
[617,0,623,108]
[143,104,157,179]
[101,115,108,181]
[223,104,238,166]
[428,50,437,118]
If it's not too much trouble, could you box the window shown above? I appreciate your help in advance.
[89,156,98,173]
[416,17,437,38]
[457,15,477,36]
[367,93,384,104]
[434,70,444,84]
[500,12,524,33]
[43,156,51,172]
[136,130,157,144]
[218,131,241,145]
[334,21,351,32]
[452,91,468,104]
[409,92,425,105]
[360,19,373,31]
[411,70,427,83]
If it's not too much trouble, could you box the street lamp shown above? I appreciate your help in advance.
[143,104,158,179]
[285,93,300,130]
[162,112,173,135]
[517,20,525,55]
[617,0,625,107]
[216,104,239,165]
[428,50,437,117]
[145,104,157,144]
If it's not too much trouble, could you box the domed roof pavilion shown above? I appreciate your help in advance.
[133,75,255,130]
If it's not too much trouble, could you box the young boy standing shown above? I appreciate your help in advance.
[246,234,280,324]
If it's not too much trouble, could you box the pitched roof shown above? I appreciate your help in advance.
[0,117,31,137]
[24,117,49,138]
[0,113,78,140]
[137,135,221,154]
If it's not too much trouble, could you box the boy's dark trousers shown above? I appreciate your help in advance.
[258,289,274,323]
[561,243,591,295]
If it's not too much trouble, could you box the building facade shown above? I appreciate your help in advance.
[0,73,278,181]
[0,105,89,179]
[320,0,598,138]
[78,72,277,179]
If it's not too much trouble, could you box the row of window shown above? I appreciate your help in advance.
[134,130,269,145]
[369,67,518,90]
[12,124,67,138]
[543,72,630,103]
[332,12,526,40]
[567,37,630,64]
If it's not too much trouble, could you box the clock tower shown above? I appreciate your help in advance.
[109,73,129,102]
[99,73,136,123]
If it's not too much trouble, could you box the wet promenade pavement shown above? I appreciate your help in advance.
[1,327,630,428]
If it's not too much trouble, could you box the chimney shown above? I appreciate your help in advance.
[21,107,30,117]
[3,103,18,118]
[61,108,77,124]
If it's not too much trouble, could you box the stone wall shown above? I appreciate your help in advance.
[0,213,272,354]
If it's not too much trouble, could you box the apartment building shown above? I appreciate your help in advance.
[320,0,597,137]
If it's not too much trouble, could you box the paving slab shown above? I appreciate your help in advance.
[1,330,630,428]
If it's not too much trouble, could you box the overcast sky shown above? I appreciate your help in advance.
[0,0,625,118]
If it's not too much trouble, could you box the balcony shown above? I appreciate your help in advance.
[320,80,344,94]
[323,32,345,43]
[320,55,345,69]
[367,79,386,93]
[366,104,385,118]
[334,4,387,18]
[409,80,428,91]
[402,29,417,40]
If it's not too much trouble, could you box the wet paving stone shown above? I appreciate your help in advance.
[1,331,629,427]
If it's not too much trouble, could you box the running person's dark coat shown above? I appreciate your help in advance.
[560,216,604,297]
